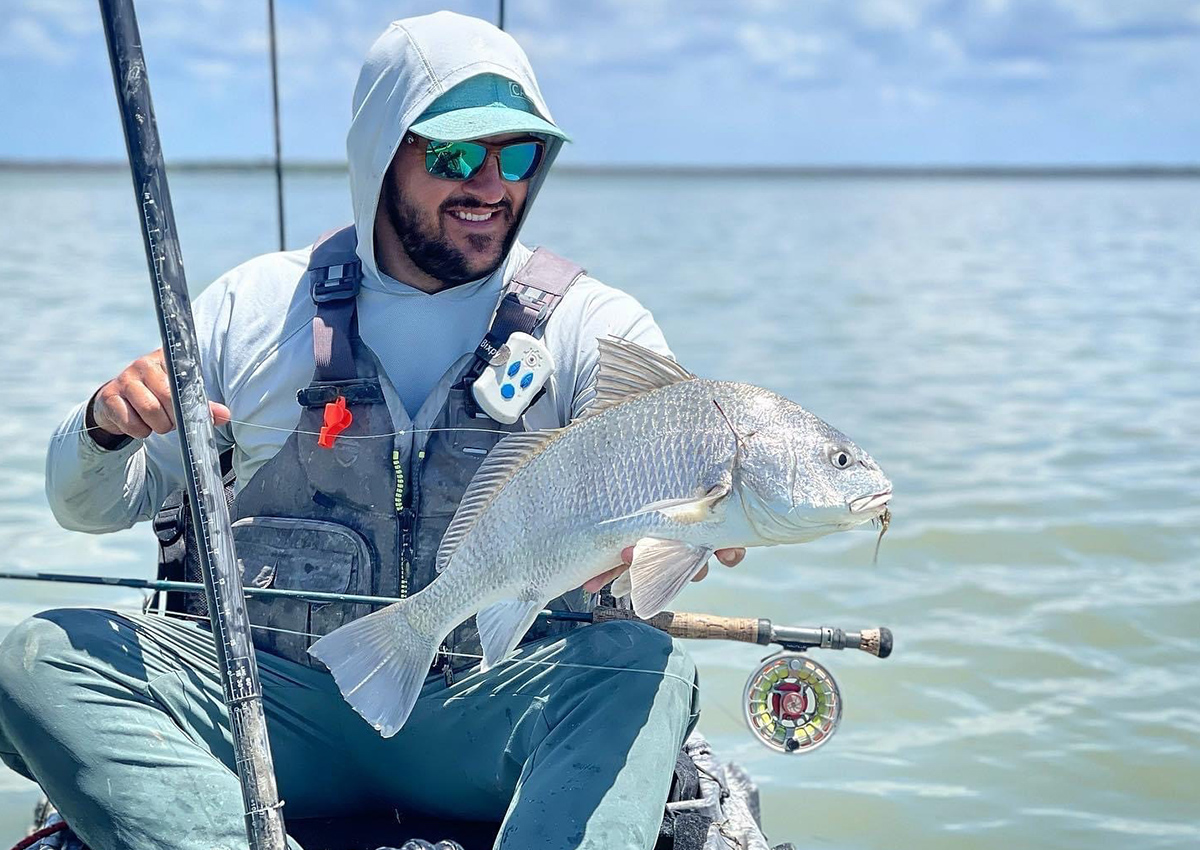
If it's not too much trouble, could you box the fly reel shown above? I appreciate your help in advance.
[743,653,842,754]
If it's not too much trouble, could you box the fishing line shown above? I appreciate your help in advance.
[160,609,700,696]
[157,608,702,717]
[50,420,515,443]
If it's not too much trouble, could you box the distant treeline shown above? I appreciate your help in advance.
[2,160,1199,178]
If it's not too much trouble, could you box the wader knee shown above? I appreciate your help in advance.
[559,620,700,733]
[0,609,129,732]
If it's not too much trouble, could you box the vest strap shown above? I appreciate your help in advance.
[510,247,585,308]
[305,231,586,385]
[471,247,586,368]
[307,226,362,382]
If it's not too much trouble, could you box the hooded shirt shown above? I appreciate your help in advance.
[46,11,670,533]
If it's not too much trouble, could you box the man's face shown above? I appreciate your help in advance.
[380,132,535,287]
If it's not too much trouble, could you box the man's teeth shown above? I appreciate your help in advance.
[450,210,496,222]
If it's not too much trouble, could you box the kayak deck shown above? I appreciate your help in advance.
[20,733,787,850]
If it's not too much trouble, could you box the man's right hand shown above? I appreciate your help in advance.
[90,349,231,441]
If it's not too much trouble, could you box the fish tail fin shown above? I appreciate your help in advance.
[308,600,440,738]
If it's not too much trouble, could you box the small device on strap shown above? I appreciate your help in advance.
[471,331,554,424]
[468,248,585,423]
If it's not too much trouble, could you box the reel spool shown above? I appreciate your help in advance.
[743,653,842,754]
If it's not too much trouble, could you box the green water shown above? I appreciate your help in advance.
[0,170,1197,848]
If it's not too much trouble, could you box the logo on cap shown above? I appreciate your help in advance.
[508,81,527,101]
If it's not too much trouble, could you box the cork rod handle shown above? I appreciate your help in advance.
[591,607,767,644]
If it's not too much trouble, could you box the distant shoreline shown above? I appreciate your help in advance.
[2,160,1199,178]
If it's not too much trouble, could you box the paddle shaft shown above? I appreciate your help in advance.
[96,2,286,847]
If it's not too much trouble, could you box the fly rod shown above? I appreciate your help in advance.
[0,571,892,658]
[96,2,286,847]
[266,0,285,251]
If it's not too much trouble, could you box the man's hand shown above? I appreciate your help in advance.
[583,546,746,594]
[90,349,231,441]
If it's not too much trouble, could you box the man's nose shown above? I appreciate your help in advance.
[462,154,506,205]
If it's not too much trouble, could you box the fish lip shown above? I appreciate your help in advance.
[848,489,892,514]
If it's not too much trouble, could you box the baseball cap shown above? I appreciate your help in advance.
[408,73,570,143]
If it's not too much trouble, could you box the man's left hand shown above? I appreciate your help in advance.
[583,547,746,594]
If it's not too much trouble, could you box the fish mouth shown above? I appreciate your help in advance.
[848,489,892,515]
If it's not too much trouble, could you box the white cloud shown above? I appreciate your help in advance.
[1,0,1197,163]
[0,17,73,64]
[987,59,1052,81]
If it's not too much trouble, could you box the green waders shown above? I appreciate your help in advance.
[0,609,698,850]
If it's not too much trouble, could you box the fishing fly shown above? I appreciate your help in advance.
[873,506,891,565]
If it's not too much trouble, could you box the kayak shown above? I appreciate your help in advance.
[20,732,790,850]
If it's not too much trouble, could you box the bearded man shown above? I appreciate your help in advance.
[0,12,742,850]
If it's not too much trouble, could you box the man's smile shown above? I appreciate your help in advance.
[444,206,508,234]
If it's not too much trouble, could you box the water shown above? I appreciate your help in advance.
[1,169,1197,848]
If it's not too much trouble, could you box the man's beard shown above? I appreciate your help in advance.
[382,178,519,288]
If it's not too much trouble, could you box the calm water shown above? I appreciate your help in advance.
[0,169,1197,848]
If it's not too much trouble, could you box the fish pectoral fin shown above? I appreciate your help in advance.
[599,482,733,528]
[610,570,632,598]
[476,596,545,671]
[658,481,732,524]
[628,538,713,619]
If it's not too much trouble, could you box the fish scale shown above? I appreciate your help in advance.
[310,338,891,736]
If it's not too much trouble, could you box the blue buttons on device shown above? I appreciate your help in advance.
[470,332,553,426]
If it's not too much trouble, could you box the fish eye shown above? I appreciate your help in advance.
[827,445,856,470]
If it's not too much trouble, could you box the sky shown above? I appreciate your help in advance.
[1,0,1198,166]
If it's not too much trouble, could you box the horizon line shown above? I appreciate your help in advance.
[2,159,1199,178]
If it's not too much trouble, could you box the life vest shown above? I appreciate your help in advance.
[155,225,593,675]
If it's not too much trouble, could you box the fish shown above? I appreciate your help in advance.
[309,337,892,736]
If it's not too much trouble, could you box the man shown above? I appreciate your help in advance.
[0,12,742,850]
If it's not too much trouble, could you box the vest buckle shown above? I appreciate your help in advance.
[310,260,361,303]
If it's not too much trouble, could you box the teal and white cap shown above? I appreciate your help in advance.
[409,73,571,143]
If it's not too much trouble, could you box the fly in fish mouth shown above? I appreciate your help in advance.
[872,506,891,565]
[848,489,892,515]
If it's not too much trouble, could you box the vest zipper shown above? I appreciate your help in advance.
[392,450,411,599]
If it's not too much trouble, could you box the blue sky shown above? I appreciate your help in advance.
[1,0,1198,165]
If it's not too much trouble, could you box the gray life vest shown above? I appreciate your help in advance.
[173,226,593,673]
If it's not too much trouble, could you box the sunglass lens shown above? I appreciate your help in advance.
[426,141,488,180]
[498,142,543,181]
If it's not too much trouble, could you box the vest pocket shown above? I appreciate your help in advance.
[232,516,374,667]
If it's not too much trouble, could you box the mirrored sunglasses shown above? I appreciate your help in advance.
[422,138,545,182]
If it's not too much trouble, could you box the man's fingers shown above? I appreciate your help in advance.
[138,359,176,413]
[122,380,176,434]
[97,393,153,440]
[600,546,740,591]
[211,402,232,426]
[715,548,745,567]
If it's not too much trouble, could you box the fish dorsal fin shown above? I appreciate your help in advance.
[580,337,695,418]
[436,429,561,573]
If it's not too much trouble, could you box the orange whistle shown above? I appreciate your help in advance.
[317,396,353,449]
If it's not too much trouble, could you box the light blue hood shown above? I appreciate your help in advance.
[346,11,566,285]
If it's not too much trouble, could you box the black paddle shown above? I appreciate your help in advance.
[96,2,287,847]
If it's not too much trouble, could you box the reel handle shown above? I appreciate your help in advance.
[592,608,893,659]
[771,625,893,658]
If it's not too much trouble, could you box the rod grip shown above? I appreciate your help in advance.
[592,607,765,643]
